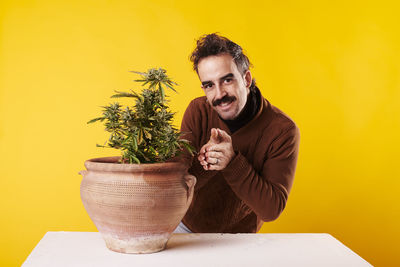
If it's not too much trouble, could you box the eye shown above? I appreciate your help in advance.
[203,83,213,89]
[224,78,233,83]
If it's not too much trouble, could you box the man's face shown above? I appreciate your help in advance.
[197,53,252,120]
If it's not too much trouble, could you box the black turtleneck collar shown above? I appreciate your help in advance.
[220,86,261,134]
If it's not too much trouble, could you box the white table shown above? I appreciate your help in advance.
[22,232,372,267]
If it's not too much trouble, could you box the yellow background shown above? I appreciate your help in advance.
[1,0,399,266]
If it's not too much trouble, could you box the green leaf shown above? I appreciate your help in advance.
[129,70,146,75]
[111,90,137,98]
[166,80,178,86]
[131,155,140,164]
[132,135,138,151]
[163,82,177,92]
[149,81,157,89]
[87,117,104,124]
[180,140,195,156]
[137,150,150,161]
[158,83,165,100]
[137,129,143,145]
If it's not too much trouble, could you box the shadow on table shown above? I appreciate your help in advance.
[166,234,244,251]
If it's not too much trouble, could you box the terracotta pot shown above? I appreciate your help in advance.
[79,156,196,254]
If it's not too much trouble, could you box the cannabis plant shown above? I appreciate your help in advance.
[87,68,194,164]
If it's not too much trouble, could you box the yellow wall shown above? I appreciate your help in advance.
[1,0,399,266]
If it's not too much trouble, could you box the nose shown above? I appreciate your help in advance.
[214,84,226,100]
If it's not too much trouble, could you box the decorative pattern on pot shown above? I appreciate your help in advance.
[79,156,196,254]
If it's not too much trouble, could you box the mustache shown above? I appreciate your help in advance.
[212,95,236,107]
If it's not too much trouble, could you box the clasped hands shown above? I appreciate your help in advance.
[198,128,235,171]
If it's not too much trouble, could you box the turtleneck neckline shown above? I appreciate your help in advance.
[220,86,261,134]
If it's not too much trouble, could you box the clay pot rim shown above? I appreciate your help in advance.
[84,156,187,173]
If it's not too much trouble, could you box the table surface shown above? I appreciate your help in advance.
[22,232,372,267]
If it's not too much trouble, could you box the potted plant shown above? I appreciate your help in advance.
[79,68,196,254]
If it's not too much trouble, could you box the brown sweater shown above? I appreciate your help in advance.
[179,90,300,233]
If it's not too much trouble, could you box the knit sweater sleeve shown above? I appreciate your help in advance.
[221,124,300,222]
[180,99,219,191]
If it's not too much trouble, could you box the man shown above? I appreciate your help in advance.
[174,33,300,233]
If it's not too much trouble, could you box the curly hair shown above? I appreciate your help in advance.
[190,33,256,89]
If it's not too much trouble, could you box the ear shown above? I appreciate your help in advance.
[244,70,252,89]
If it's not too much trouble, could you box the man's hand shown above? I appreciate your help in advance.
[198,128,235,171]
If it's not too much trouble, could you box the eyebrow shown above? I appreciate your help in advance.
[201,73,234,86]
